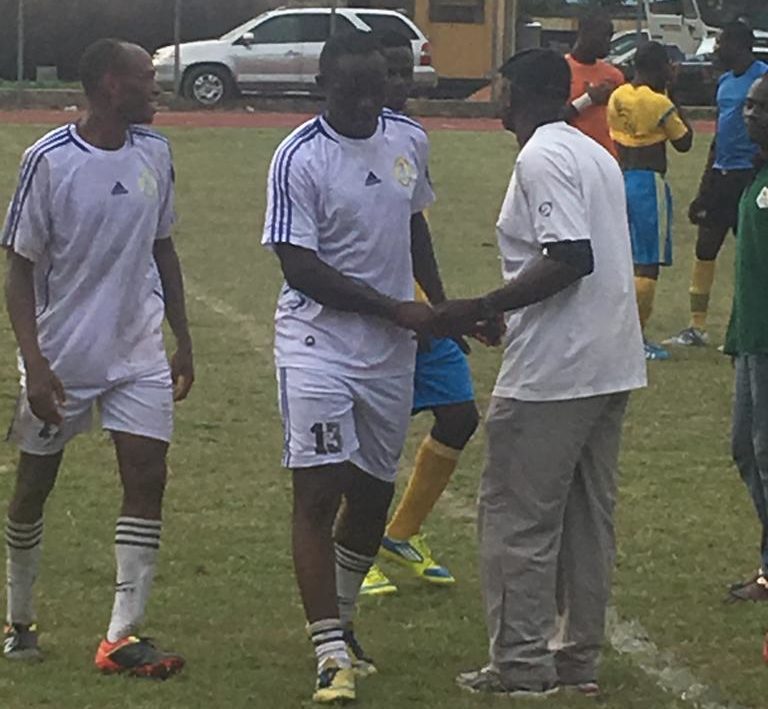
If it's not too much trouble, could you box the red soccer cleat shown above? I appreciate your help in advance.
[94,636,184,679]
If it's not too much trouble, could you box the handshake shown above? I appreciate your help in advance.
[392,298,505,348]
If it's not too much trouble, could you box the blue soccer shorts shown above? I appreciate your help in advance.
[412,337,474,414]
[624,169,673,267]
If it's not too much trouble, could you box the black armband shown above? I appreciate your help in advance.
[542,240,594,276]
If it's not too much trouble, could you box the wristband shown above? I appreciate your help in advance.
[571,93,594,114]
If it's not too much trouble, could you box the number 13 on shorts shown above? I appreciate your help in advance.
[310,422,343,455]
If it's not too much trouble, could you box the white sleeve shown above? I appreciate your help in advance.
[262,146,319,251]
[0,149,52,262]
[517,150,590,246]
[411,133,435,214]
[156,144,176,240]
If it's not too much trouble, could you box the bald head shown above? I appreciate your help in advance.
[79,38,158,125]
[79,39,148,98]
[745,75,768,150]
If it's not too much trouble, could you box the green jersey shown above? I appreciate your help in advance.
[725,164,768,355]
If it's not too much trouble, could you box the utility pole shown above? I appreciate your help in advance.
[17,0,25,104]
[491,0,516,103]
[174,0,182,97]
[330,0,338,35]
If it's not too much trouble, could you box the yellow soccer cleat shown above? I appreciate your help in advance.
[359,564,398,596]
[313,659,356,704]
[380,534,455,585]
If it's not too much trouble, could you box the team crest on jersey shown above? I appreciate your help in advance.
[393,156,417,187]
[757,186,768,210]
[138,169,159,199]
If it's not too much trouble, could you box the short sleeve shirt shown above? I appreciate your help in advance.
[262,112,435,378]
[1,124,175,386]
[715,61,768,171]
[566,55,625,157]
[724,165,768,355]
[493,122,646,401]
[607,83,688,148]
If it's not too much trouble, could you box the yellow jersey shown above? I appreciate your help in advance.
[607,84,688,148]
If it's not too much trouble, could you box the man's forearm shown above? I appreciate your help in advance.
[484,255,588,313]
[411,212,446,305]
[154,239,192,350]
[5,253,45,369]
[276,244,400,320]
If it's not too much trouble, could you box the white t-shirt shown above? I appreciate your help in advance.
[262,111,435,378]
[493,121,646,402]
[1,123,175,386]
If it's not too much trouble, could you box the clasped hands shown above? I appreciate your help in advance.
[393,299,504,348]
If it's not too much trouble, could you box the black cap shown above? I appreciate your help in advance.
[498,48,571,102]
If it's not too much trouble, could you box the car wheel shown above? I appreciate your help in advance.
[183,65,233,107]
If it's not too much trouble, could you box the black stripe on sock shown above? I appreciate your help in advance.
[6,538,43,550]
[115,529,161,540]
[334,544,373,567]
[116,523,162,533]
[116,519,162,528]
[6,520,43,534]
[114,540,160,550]
[5,529,43,544]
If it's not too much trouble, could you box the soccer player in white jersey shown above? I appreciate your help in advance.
[436,49,646,698]
[1,39,193,678]
[262,31,439,704]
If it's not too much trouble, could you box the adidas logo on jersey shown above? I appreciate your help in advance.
[111,181,129,196]
[365,171,382,187]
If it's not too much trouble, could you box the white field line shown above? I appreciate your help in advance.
[186,280,273,364]
[192,283,747,709]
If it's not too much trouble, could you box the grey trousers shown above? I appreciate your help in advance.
[732,354,768,572]
[478,392,630,688]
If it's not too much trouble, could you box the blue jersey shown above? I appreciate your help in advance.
[715,60,768,171]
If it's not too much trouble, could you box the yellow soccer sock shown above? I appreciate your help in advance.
[386,435,460,541]
[689,258,716,331]
[634,276,657,332]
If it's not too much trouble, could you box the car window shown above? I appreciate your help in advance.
[609,32,647,58]
[249,16,302,43]
[298,13,356,42]
[298,14,331,42]
[355,13,418,39]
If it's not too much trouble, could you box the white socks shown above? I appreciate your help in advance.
[335,544,374,629]
[309,618,350,670]
[5,518,43,625]
[106,517,161,643]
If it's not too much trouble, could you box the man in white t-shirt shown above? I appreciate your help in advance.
[437,49,646,698]
[1,39,193,678]
[261,31,437,704]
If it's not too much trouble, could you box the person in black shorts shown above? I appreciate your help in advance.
[665,22,768,347]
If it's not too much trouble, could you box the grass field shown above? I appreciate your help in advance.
[0,121,763,709]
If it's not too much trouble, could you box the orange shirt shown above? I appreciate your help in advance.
[566,55,625,157]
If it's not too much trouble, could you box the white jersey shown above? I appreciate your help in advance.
[493,121,646,402]
[1,123,175,386]
[262,111,435,378]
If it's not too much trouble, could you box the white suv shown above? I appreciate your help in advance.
[153,7,437,107]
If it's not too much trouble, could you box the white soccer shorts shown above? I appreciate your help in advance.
[7,366,174,456]
[277,367,413,482]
